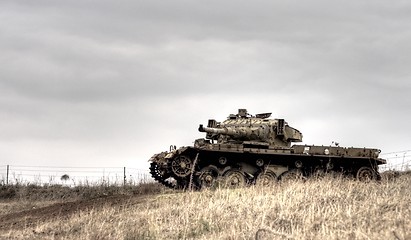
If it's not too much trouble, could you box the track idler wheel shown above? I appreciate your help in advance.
[255,170,277,186]
[356,166,377,182]
[170,155,193,178]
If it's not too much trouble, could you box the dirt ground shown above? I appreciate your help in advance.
[0,194,146,232]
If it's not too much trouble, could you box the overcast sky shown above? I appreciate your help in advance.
[1,0,410,171]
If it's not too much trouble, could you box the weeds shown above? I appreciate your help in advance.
[0,173,410,239]
[0,182,165,201]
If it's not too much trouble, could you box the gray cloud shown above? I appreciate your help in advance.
[1,0,410,169]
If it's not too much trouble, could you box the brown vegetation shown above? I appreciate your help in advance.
[0,173,410,239]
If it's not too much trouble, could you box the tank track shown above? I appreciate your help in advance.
[149,161,176,189]
[150,153,177,189]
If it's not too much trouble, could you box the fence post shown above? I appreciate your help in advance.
[6,165,9,185]
[402,152,406,171]
[123,167,126,186]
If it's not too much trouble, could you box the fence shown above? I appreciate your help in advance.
[1,150,410,185]
[379,150,411,172]
[0,165,153,186]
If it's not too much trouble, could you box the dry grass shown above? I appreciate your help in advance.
[1,175,410,239]
[0,182,164,216]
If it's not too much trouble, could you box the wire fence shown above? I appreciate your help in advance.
[0,150,409,185]
[0,165,153,186]
[379,150,411,172]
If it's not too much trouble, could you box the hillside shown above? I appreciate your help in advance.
[0,173,410,239]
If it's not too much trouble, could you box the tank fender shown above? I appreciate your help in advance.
[165,146,191,159]
[176,146,189,154]
[169,146,200,160]
[149,152,166,162]
[165,151,175,159]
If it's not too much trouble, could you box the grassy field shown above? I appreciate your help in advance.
[0,172,410,239]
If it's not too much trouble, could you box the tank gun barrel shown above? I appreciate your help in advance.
[199,124,238,135]
[199,124,270,140]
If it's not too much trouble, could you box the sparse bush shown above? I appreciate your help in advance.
[0,185,17,199]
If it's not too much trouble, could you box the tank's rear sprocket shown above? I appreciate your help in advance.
[149,162,176,189]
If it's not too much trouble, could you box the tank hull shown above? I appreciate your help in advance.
[149,141,386,189]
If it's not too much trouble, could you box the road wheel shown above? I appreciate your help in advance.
[198,166,220,189]
[280,169,305,182]
[223,170,247,188]
[255,171,277,186]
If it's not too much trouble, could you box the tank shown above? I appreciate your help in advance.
[149,109,386,189]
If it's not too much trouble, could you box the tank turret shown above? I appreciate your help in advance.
[199,109,302,147]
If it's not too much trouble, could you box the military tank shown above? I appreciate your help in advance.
[149,109,386,189]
